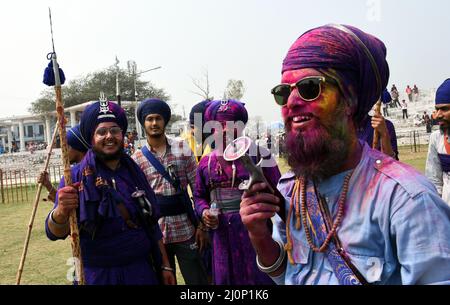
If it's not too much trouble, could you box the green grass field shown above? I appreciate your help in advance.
[398,144,428,174]
[0,148,427,285]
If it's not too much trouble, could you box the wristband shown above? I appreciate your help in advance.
[256,240,286,274]
[49,209,69,228]
[161,266,175,273]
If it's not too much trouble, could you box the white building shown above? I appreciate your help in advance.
[0,100,141,153]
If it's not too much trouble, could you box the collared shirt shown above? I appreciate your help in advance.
[271,142,450,285]
[132,136,197,244]
[425,129,450,204]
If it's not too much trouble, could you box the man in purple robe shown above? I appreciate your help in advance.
[193,99,281,285]
[45,100,176,285]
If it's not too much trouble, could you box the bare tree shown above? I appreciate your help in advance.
[190,68,214,100]
[223,79,245,100]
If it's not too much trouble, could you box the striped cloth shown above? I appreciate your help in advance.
[132,136,197,244]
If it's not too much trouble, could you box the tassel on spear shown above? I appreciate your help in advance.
[44,8,85,284]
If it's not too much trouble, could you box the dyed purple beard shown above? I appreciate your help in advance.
[285,119,351,181]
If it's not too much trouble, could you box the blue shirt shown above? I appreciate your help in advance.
[271,142,450,285]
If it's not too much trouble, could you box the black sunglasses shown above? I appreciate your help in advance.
[271,76,338,106]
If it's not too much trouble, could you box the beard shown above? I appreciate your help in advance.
[146,125,165,139]
[439,123,449,133]
[93,142,124,162]
[284,119,351,181]
[148,130,164,138]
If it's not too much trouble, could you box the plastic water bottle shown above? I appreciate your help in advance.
[209,202,220,230]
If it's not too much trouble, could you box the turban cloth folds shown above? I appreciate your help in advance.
[204,99,248,125]
[189,100,210,126]
[436,79,450,105]
[137,98,171,127]
[79,101,128,143]
[282,24,390,127]
[67,124,90,152]
[381,88,392,104]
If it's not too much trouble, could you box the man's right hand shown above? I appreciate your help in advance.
[371,113,388,137]
[54,184,79,222]
[240,182,280,240]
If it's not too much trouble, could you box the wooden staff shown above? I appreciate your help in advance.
[372,100,382,149]
[16,124,59,285]
[47,8,85,284]
[54,75,85,285]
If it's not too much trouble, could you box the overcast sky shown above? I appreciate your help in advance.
[0,0,449,123]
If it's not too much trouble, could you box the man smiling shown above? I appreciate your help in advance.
[45,101,175,285]
[240,25,450,285]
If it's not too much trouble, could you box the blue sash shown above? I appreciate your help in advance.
[305,183,367,285]
[141,146,199,226]
[155,194,188,216]
[438,153,450,173]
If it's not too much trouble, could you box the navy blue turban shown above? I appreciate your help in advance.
[137,98,171,127]
[381,88,392,104]
[282,24,390,127]
[79,101,128,143]
[189,100,209,126]
[436,79,450,105]
[67,124,90,152]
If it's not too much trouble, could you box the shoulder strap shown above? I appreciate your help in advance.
[141,145,177,188]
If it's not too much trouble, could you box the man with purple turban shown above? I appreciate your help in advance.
[240,24,450,285]
[45,100,176,285]
[193,99,281,285]
[426,79,450,205]
[38,124,90,203]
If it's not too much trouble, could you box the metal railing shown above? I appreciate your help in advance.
[396,128,434,153]
[0,165,63,204]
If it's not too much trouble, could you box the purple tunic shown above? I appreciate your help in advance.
[194,148,281,285]
[45,159,162,285]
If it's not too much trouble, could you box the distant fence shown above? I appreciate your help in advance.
[0,128,433,204]
[396,129,433,153]
[0,165,63,204]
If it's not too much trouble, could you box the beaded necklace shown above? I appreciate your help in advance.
[285,171,354,262]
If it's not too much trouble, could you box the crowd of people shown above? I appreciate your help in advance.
[41,24,450,286]
[378,82,439,138]
[388,84,420,108]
